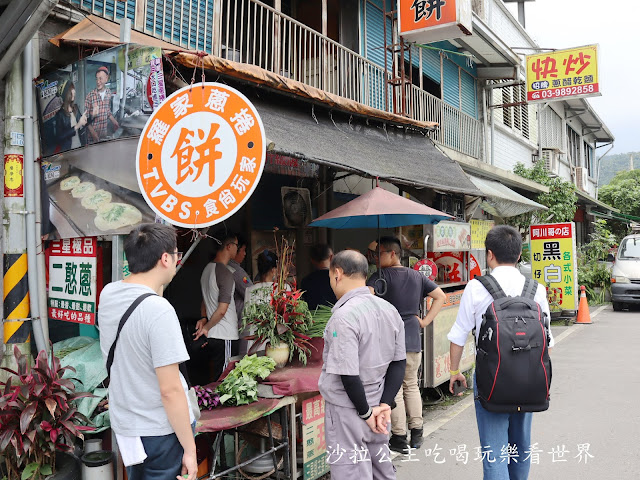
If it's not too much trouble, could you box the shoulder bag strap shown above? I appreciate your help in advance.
[106,292,157,377]
[521,278,538,300]
[476,274,506,300]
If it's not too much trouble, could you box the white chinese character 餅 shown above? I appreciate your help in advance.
[230,108,255,135]
[240,156,256,173]
[146,119,171,145]
[170,93,193,118]
[219,189,236,209]
[204,199,219,218]
[205,89,230,112]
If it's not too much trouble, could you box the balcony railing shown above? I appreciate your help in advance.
[71,0,483,159]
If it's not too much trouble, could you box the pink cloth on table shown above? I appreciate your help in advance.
[196,397,287,433]
[217,338,325,396]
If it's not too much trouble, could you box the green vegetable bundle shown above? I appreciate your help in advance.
[215,355,276,406]
[307,304,333,338]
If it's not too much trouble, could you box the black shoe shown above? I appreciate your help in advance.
[389,434,409,453]
[410,428,424,449]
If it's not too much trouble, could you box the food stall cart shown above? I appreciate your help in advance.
[407,220,477,389]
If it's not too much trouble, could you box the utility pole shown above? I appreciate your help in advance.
[630,153,634,171]
[1,54,30,377]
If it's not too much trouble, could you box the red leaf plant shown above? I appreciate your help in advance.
[0,345,94,480]
[242,232,315,364]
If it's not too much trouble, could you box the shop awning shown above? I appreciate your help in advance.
[253,96,483,196]
[49,14,180,50]
[576,190,619,212]
[468,175,548,218]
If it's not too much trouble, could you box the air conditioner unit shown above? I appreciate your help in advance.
[575,167,589,192]
[539,149,559,177]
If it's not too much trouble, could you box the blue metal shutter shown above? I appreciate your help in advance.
[70,0,134,21]
[460,70,477,118]
[363,0,391,69]
[443,59,459,108]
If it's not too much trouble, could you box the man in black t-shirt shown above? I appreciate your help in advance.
[301,244,337,310]
[367,236,446,453]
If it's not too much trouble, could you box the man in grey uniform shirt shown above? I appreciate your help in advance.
[319,250,406,480]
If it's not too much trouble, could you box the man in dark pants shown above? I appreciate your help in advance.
[196,232,239,381]
[301,244,337,310]
[99,223,197,480]
[368,236,446,453]
[319,250,406,480]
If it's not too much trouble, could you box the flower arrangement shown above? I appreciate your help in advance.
[193,386,221,411]
[0,346,94,480]
[242,233,314,364]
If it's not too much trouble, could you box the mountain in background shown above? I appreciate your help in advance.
[598,151,639,186]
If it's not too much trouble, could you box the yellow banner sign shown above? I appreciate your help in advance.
[526,45,600,103]
[470,219,495,250]
[530,222,578,311]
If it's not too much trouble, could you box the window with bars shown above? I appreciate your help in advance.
[566,126,582,167]
[584,142,594,177]
[494,83,530,139]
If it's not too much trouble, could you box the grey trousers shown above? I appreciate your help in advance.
[325,402,396,480]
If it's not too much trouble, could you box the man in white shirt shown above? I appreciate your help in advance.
[99,223,196,480]
[195,232,239,381]
[448,225,554,480]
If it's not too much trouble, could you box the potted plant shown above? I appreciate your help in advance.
[242,234,314,367]
[0,345,94,480]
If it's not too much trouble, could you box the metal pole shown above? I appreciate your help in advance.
[23,40,47,355]
[537,103,543,163]
[490,105,495,166]
[1,53,30,377]
[31,33,49,345]
[595,143,614,199]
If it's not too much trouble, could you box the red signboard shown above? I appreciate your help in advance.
[530,223,572,240]
[4,154,24,197]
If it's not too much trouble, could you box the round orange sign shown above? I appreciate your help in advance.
[136,83,266,227]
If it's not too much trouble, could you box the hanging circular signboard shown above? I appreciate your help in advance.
[136,83,266,227]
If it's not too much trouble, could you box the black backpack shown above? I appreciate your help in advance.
[475,275,552,413]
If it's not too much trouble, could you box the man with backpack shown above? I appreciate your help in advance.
[99,223,197,480]
[448,225,554,480]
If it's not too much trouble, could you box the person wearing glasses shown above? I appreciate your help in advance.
[98,223,197,480]
[367,236,446,453]
[195,232,240,382]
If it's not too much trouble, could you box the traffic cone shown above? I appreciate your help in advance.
[575,285,592,324]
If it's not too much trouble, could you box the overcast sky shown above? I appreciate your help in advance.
[505,0,637,156]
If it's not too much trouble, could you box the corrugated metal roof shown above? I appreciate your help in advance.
[468,175,548,218]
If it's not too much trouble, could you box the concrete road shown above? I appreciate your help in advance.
[393,305,640,479]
